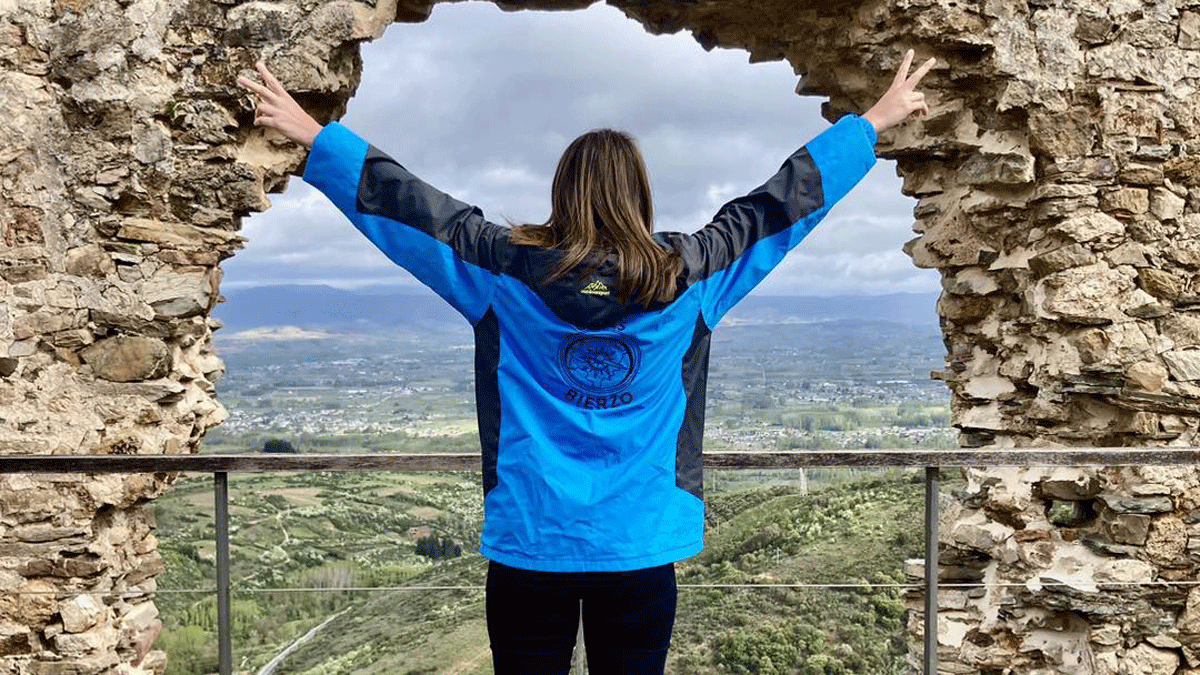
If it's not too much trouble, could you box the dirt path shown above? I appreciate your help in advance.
[256,607,351,675]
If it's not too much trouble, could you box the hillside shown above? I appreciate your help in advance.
[154,471,927,675]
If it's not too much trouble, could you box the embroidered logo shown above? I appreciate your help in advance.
[580,280,611,296]
[558,334,640,396]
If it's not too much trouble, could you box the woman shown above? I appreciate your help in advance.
[239,49,933,675]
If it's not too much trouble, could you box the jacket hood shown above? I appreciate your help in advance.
[507,246,672,331]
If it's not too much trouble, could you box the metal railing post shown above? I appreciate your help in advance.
[574,601,585,674]
[924,466,939,675]
[215,472,232,675]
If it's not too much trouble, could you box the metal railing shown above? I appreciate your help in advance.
[5,447,1200,675]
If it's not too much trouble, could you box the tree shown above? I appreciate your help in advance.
[262,438,297,453]
[414,533,462,560]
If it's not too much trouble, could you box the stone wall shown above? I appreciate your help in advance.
[0,0,1197,673]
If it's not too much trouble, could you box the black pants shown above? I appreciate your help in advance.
[485,561,677,675]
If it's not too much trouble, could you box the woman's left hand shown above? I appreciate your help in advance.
[238,62,324,148]
[862,50,936,136]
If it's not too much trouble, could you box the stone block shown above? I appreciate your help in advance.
[1092,624,1121,646]
[0,620,33,656]
[1095,559,1155,584]
[8,338,36,357]
[64,245,114,278]
[1038,468,1101,499]
[1101,510,1152,545]
[1125,18,1175,48]
[1036,263,1134,324]
[1124,289,1169,318]
[958,151,1035,185]
[1106,242,1150,266]
[1029,244,1097,276]
[1168,158,1200,187]
[1165,351,1200,381]
[1101,187,1150,214]
[12,310,85,341]
[938,293,992,324]
[90,378,185,403]
[1029,107,1097,157]
[115,218,240,248]
[1185,588,1200,635]
[1162,415,1193,435]
[1101,494,1175,514]
[79,337,171,383]
[53,629,108,657]
[117,601,161,664]
[12,523,89,543]
[1121,162,1166,185]
[1148,634,1183,650]
[1083,533,1143,557]
[962,375,1016,400]
[1139,268,1185,300]
[1103,93,1163,138]
[1126,360,1169,392]
[942,267,1000,295]
[1120,643,1180,675]
[1151,187,1187,220]
[1055,211,1126,243]
[60,595,104,634]
[0,580,56,630]
[26,650,119,674]
[139,649,168,675]
[1181,11,1200,49]
[1161,314,1200,348]
[1147,516,1189,565]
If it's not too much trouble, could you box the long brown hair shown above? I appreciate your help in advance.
[511,129,681,307]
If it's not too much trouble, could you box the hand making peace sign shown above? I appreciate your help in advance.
[863,49,936,135]
[238,62,324,148]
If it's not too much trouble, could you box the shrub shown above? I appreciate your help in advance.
[262,438,297,453]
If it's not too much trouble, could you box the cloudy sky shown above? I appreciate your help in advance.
[225,2,939,297]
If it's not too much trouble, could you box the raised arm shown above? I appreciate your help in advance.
[238,63,506,325]
[670,51,936,327]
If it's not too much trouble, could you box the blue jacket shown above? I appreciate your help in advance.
[303,115,877,571]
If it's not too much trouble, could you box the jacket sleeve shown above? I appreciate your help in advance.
[671,114,877,328]
[301,122,507,326]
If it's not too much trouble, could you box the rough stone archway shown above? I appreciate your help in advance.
[2,0,1199,672]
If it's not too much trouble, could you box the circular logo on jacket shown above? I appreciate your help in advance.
[558,334,640,394]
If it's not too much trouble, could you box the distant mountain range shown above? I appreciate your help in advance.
[214,284,940,337]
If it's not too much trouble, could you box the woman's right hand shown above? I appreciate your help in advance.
[862,50,936,136]
[237,62,324,148]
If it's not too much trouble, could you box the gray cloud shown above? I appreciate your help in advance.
[226,2,938,296]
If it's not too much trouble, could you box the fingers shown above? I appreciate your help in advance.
[237,75,272,99]
[238,63,289,101]
[891,49,914,89]
[911,93,928,117]
[905,56,937,89]
[256,62,287,95]
[907,91,927,116]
